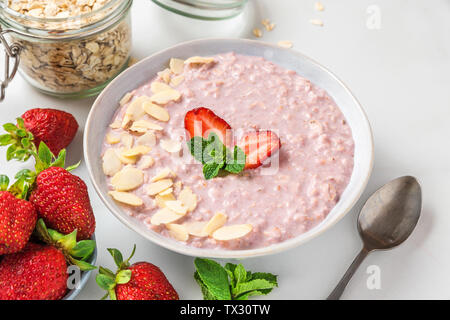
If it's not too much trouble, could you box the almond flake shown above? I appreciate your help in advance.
[184,221,208,238]
[122,145,151,157]
[170,75,184,87]
[121,96,149,128]
[202,212,227,236]
[315,2,324,11]
[150,208,183,226]
[212,224,253,241]
[310,19,324,26]
[167,224,189,242]
[165,200,188,215]
[184,56,215,65]
[150,89,181,105]
[157,68,171,84]
[179,187,197,212]
[109,120,121,129]
[261,19,275,31]
[160,139,181,153]
[106,132,121,144]
[151,81,172,94]
[159,188,173,196]
[277,41,293,49]
[130,120,163,133]
[121,132,134,149]
[146,179,173,196]
[109,191,143,207]
[151,168,173,182]
[253,28,263,38]
[117,149,138,164]
[143,102,170,122]
[111,167,144,191]
[136,131,157,147]
[138,156,154,170]
[155,193,176,208]
[169,58,185,74]
[119,92,133,106]
[102,149,122,176]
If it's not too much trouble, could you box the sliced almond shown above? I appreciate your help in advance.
[212,224,253,241]
[157,68,171,84]
[143,102,170,122]
[202,212,227,236]
[159,188,173,196]
[151,81,172,94]
[109,191,143,207]
[106,132,121,144]
[136,131,156,147]
[277,41,293,49]
[160,139,181,153]
[150,89,181,105]
[179,187,197,212]
[150,208,183,226]
[184,56,215,65]
[117,149,138,164]
[165,200,188,215]
[119,92,133,106]
[170,75,184,87]
[138,155,154,170]
[121,96,149,128]
[167,224,189,242]
[310,19,324,26]
[130,120,163,133]
[121,133,134,149]
[169,58,185,74]
[155,193,176,208]
[184,221,208,238]
[109,120,121,129]
[122,145,151,157]
[146,179,173,196]
[253,28,263,38]
[151,168,173,182]
[315,1,324,11]
[102,149,122,176]
[111,167,144,191]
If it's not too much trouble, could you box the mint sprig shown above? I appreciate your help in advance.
[187,133,246,180]
[194,258,278,300]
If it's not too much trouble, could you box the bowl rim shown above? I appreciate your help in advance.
[84,38,374,259]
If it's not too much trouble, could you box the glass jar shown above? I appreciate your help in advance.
[151,0,248,20]
[0,0,133,99]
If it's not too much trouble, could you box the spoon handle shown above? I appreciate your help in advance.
[327,247,370,300]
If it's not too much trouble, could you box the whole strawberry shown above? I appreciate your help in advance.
[0,242,68,300]
[21,108,78,155]
[30,166,95,241]
[0,175,37,255]
[96,245,179,300]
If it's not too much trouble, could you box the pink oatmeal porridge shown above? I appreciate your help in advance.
[101,52,354,250]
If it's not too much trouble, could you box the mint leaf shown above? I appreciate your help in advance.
[225,146,246,173]
[203,162,221,180]
[188,136,208,164]
[194,258,231,300]
[232,279,276,299]
[194,271,218,300]
[234,264,247,285]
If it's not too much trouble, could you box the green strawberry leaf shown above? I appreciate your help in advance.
[47,229,64,241]
[194,258,231,300]
[37,141,53,167]
[0,134,12,146]
[70,240,96,260]
[69,256,97,271]
[3,123,17,133]
[34,218,53,244]
[107,248,124,269]
[116,269,132,284]
[56,229,78,252]
[51,149,66,168]
[65,161,80,172]
[96,273,116,291]
[0,175,9,191]
[99,266,116,278]
[124,244,137,265]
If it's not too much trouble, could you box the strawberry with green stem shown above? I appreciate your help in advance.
[96,245,179,300]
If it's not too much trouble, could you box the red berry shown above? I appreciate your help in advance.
[0,242,68,300]
[30,167,95,240]
[0,191,37,255]
[185,107,232,146]
[238,130,281,169]
[115,262,179,300]
[22,108,78,155]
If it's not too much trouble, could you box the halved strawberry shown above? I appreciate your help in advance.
[184,107,232,146]
[238,130,281,169]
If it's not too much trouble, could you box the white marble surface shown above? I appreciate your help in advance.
[0,0,449,300]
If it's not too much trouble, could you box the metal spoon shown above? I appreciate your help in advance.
[327,176,422,300]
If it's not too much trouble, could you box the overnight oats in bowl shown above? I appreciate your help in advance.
[100,52,355,250]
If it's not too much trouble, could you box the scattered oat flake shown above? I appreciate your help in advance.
[310,19,324,26]
[261,19,275,31]
[253,28,263,38]
[315,2,324,11]
[277,41,293,49]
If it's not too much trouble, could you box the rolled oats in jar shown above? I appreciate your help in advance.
[0,0,133,98]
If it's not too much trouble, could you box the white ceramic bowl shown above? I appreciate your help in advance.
[84,38,374,259]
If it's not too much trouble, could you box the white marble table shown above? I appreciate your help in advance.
[0,0,449,300]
